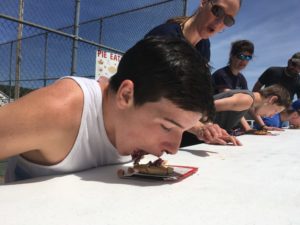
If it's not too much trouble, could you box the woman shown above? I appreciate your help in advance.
[189,85,290,143]
[145,0,242,62]
[146,0,242,146]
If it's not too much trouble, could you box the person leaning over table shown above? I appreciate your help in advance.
[188,85,291,140]
[251,52,300,131]
[0,36,216,183]
[254,99,300,129]
[145,0,242,146]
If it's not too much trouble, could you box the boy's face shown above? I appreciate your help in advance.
[114,98,202,157]
[289,113,300,127]
[256,103,285,117]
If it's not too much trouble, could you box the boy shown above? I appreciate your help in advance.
[0,37,215,182]
[256,99,300,129]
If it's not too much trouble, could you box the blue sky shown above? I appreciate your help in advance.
[1,0,299,90]
[188,0,300,89]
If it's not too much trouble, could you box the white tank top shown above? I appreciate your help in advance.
[5,76,131,182]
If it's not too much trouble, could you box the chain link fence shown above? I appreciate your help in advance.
[0,0,187,101]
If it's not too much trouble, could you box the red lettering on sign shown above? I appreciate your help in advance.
[97,50,107,58]
[110,53,121,61]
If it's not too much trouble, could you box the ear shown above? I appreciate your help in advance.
[116,80,134,109]
[268,95,278,104]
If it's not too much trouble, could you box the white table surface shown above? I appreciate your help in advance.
[1,129,300,225]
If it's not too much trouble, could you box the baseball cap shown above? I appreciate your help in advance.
[291,99,300,111]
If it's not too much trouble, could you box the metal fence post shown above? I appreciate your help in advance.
[71,0,81,76]
[9,42,13,102]
[43,33,49,87]
[14,0,24,99]
[183,0,188,16]
[99,18,103,45]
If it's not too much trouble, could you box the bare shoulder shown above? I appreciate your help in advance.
[233,92,254,104]
[15,78,83,123]
[0,78,84,160]
[215,92,254,112]
[231,92,254,110]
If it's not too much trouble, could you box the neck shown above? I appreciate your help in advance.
[280,111,289,121]
[229,65,240,76]
[253,92,263,108]
[100,81,116,147]
[182,17,203,46]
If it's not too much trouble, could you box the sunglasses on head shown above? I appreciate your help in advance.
[236,53,252,61]
[209,1,235,27]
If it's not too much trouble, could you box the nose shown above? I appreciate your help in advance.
[166,141,180,155]
[161,134,181,155]
[240,60,249,65]
[210,18,225,32]
[214,16,226,27]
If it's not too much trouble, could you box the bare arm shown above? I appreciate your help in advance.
[0,79,83,163]
[240,116,252,131]
[248,109,284,131]
[248,108,265,129]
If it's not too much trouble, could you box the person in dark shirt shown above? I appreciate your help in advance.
[145,22,211,62]
[252,52,300,100]
[212,40,254,94]
[212,40,254,131]
[145,0,242,62]
[251,52,300,131]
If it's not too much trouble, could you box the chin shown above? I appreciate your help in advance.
[117,148,131,156]
[200,29,213,39]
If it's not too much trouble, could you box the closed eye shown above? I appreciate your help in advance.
[161,124,171,132]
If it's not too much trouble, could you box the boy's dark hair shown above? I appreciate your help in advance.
[109,36,215,122]
[228,40,254,64]
[258,84,291,109]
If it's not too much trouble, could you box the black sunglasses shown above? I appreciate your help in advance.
[209,1,235,27]
[236,53,252,61]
